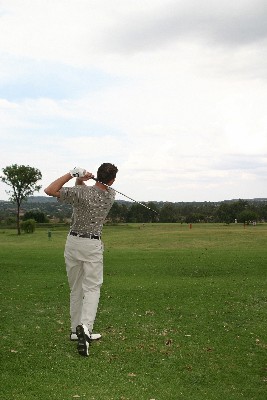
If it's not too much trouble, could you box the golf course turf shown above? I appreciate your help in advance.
[1,223,266,399]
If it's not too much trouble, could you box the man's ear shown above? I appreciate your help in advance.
[107,178,115,186]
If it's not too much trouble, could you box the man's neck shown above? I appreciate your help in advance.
[95,181,109,191]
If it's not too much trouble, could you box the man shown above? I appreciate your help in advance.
[44,163,118,357]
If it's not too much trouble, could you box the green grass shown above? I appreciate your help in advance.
[0,223,266,399]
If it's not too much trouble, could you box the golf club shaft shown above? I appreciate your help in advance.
[91,177,158,215]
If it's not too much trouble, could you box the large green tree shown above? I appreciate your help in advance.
[1,164,42,235]
[216,199,248,224]
[126,202,158,223]
[23,210,49,223]
[159,203,179,223]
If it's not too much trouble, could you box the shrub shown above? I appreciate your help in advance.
[20,219,36,233]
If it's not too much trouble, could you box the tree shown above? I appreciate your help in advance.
[185,213,205,223]
[159,203,179,223]
[146,202,160,222]
[1,164,42,235]
[126,202,158,223]
[126,203,147,222]
[23,210,48,223]
[109,202,128,223]
[20,219,36,233]
[216,200,248,224]
[237,210,258,224]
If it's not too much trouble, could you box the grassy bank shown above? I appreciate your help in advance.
[1,223,266,399]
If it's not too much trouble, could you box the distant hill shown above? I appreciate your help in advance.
[26,196,57,203]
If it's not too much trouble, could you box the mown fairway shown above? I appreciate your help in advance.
[1,223,266,400]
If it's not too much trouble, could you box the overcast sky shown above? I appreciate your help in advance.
[1,0,267,202]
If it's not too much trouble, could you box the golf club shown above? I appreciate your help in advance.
[91,177,159,215]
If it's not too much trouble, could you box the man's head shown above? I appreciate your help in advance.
[97,163,118,185]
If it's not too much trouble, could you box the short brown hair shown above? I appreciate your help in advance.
[97,163,118,184]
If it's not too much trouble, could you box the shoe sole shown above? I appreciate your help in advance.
[76,325,90,357]
[70,333,102,341]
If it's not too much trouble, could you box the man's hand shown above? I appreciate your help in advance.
[76,171,94,182]
[70,168,95,186]
[70,167,87,178]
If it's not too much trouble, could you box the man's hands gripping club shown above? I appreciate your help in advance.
[69,167,94,181]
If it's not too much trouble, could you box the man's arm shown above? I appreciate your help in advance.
[44,173,73,198]
[44,170,94,198]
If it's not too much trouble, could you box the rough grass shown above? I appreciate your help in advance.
[0,223,266,399]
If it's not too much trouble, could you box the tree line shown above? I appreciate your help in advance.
[1,164,267,234]
[107,199,267,224]
[1,198,267,227]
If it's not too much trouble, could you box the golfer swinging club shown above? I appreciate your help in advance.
[44,163,118,357]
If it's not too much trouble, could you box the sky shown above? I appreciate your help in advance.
[1,0,267,202]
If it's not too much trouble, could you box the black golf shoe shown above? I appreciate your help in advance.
[76,324,92,357]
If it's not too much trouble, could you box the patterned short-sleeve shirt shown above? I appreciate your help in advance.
[59,185,115,236]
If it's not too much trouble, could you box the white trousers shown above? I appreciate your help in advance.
[64,234,104,333]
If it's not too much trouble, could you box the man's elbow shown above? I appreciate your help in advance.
[44,187,59,197]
